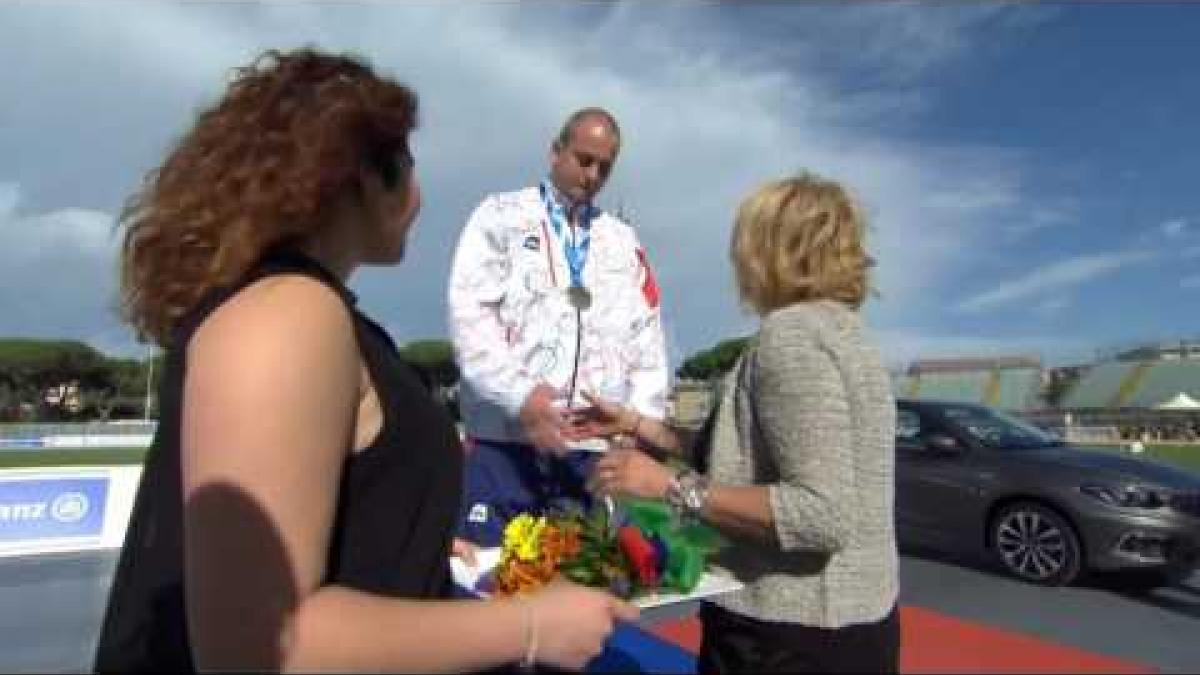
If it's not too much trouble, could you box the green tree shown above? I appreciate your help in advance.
[84,356,159,420]
[677,336,751,381]
[397,339,459,387]
[0,381,19,422]
[0,339,163,421]
[0,339,110,420]
[397,339,460,420]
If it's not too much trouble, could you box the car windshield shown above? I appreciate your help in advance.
[939,404,1064,450]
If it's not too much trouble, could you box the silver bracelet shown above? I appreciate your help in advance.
[666,469,710,521]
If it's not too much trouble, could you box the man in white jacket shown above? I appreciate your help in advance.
[447,108,669,546]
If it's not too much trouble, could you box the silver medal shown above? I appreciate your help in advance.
[567,285,592,311]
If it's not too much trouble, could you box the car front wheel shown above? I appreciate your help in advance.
[990,501,1083,586]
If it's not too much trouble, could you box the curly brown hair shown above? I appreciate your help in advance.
[118,48,418,347]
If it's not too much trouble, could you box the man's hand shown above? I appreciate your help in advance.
[450,538,478,567]
[519,383,569,454]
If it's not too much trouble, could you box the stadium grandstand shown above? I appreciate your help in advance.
[892,355,1044,412]
[1049,339,1200,442]
[889,340,1200,442]
[1059,339,1200,410]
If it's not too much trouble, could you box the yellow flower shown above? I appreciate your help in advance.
[503,514,547,563]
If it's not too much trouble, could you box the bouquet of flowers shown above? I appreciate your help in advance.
[492,498,726,600]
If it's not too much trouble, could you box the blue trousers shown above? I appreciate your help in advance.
[457,439,598,547]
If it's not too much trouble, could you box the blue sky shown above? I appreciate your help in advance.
[0,2,1197,370]
[918,4,1200,358]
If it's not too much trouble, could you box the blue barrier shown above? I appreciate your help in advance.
[0,438,43,449]
[0,476,108,544]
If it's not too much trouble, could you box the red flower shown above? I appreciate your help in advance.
[617,525,659,587]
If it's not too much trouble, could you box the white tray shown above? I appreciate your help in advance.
[450,548,742,609]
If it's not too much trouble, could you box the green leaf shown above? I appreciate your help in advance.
[563,565,598,585]
[677,522,727,553]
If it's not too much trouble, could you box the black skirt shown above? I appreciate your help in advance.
[697,601,900,674]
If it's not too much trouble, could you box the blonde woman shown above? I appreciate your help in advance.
[584,173,900,673]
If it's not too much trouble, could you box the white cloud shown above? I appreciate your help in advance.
[0,183,17,215]
[791,3,1057,85]
[1182,275,1200,290]
[0,183,115,260]
[1161,217,1188,238]
[1004,203,1077,240]
[1034,296,1071,317]
[0,183,126,350]
[956,251,1156,313]
[0,3,1064,363]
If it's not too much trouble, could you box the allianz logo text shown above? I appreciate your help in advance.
[0,492,90,524]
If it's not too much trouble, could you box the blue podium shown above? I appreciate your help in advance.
[452,584,696,673]
[588,621,695,673]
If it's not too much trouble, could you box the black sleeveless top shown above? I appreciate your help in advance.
[94,250,463,673]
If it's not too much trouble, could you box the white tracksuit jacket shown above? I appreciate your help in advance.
[447,185,669,444]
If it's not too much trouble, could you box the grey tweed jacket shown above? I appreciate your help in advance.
[708,300,899,628]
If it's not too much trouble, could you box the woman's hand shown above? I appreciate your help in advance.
[563,391,639,442]
[525,579,639,670]
[591,447,674,501]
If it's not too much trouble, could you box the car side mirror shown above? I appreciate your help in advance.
[924,433,963,456]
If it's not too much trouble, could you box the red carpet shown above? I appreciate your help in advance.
[646,606,1154,673]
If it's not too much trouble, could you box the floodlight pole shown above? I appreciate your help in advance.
[143,357,155,421]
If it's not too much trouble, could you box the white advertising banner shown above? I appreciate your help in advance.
[0,466,143,558]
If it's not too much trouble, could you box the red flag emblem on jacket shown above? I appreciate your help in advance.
[636,247,660,308]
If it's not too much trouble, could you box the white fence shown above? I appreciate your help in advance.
[1063,425,1123,444]
[0,422,155,450]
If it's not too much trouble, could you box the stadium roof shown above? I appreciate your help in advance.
[909,355,1041,375]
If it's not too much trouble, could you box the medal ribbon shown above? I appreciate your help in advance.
[540,179,594,290]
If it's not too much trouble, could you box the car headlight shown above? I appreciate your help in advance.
[1079,484,1168,509]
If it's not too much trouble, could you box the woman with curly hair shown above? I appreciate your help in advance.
[94,48,635,673]
[583,173,900,673]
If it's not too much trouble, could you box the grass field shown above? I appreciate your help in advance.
[0,447,148,470]
[1087,443,1200,475]
[1,442,1197,476]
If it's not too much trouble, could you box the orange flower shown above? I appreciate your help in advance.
[539,523,582,567]
[494,517,586,597]
[496,558,555,596]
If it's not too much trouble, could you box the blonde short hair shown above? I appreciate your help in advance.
[730,173,871,314]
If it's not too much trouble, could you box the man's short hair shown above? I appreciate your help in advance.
[555,107,621,148]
